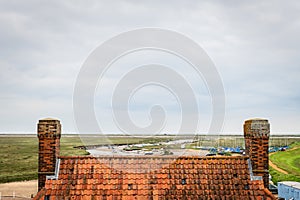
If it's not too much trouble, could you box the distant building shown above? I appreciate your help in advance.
[278,181,300,200]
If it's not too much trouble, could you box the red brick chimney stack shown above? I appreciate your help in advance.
[37,118,61,191]
[244,118,270,188]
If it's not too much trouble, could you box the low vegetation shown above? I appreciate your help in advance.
[269,142,300,184]
[269,167,300,185]
[0,135,88,183]
[1,135,300,185]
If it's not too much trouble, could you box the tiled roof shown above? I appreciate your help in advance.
[34,156,275,200]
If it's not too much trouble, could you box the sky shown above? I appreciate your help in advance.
[0,1,300,134]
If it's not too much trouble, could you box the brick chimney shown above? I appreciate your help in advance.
[37,118,61,191]
[244,118,270,188]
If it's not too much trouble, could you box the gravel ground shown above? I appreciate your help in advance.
[0,180,37,199]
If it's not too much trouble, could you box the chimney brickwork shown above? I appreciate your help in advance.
[37,118,61,191]
[244,118,270,188]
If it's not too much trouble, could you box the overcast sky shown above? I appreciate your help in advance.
[0,1,300,134]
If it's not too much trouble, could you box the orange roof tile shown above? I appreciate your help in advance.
[34,156,276,200]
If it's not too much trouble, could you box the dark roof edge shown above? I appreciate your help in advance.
[32,188,46,200]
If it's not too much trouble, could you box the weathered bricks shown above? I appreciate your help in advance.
[37,118,61,191]
[244,118,270,188]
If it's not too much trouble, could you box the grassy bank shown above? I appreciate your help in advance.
[269,142,300,184]
[269,166,300,185]
[0,136,88,183]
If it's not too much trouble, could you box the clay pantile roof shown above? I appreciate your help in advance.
[34,156,275,200]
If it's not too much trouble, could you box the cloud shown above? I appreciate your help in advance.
[0,0,299,133]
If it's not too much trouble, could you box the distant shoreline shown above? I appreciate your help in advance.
[0,133,299,137]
